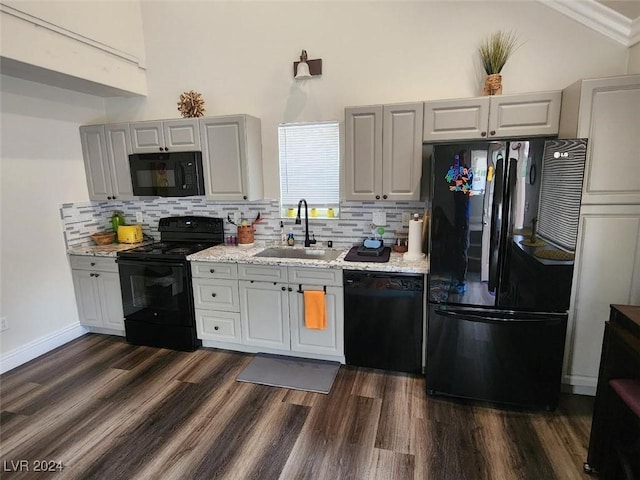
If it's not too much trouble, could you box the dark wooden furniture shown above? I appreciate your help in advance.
[584,304,640,475]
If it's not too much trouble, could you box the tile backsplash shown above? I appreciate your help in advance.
[61,198,428,249]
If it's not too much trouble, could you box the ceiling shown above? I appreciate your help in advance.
[541,0,640,46]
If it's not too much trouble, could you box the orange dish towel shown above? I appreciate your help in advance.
[303,290,326,330]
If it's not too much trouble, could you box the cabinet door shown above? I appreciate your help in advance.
[72,270,102,327]
[105,123,135,201]
[423,97,490,141]
[344,105,383,201]
[200,116,248,201]
[488,91,561,139]
[130,121,165,153]
[564,204,640,391]
[382,103,423,200]
[163,119,201,152]
[97,271,125,330]
[572,77,640,205]
[239,281,290,350]
[80,125,113,200]
[289,286,344,357]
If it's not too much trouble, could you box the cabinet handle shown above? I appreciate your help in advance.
[165,147,169,152]
[281,286,286,291]
[490,130,496,136]
[481,131,487,137]
[243,195,247,200]
[94,273,100,278]
[210,269,215,273]
[288,287,293,292]
[112,196,117,200]
[91,262,96,266]
[383,194,388,199]
[214,326,219,331]
[211,292,217,297]
[159,147,163,152]
[375,195,380,200]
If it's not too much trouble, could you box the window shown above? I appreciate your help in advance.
[278,121,340,218]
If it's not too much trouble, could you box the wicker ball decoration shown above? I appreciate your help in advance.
[177,90,205,118]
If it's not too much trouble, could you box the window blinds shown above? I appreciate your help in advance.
[536,139,587,252]
[278,122,340,207]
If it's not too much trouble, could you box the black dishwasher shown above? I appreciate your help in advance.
[344,271,424,374]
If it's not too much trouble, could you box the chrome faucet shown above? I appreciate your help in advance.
[295,199,316,248]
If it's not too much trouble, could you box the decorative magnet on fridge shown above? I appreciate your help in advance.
[445,152,474,195]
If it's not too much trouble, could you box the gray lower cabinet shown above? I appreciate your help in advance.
[193,262,344,360]
[192,262,242,344]
[239,279,290,350]
[70,255,125,333]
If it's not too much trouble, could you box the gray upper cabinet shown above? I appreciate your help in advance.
[423,91,561,142]
[199,115,264,201]
[345,102,423,201]
[79,123,135,201]
[130,118,200,153]
[559,75,640,205]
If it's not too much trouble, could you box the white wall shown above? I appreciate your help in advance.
[0,75,104,357]
[105,1,629,199]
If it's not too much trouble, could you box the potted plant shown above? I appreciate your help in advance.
[478,30,521,95]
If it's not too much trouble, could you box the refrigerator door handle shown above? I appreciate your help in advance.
[433,307,564,324]
[488,156,504,292]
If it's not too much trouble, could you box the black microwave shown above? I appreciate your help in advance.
[129,151,205,197]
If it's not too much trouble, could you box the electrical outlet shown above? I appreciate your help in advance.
[1,317,8,332]
[372,211,386,226]
[135,211,143,223]
[402,212,411,227]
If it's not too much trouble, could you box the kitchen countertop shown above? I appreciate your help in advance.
[67,241,154,257]
[68,242,429,274]
[188,244,430,274]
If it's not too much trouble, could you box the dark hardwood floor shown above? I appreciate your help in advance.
[0,334,594,479]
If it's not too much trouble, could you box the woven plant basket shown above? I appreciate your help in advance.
[482,74,503,96]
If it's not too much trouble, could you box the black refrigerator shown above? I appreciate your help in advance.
[426,138,587,410]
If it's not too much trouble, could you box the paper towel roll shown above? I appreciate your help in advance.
[404,217,426,261]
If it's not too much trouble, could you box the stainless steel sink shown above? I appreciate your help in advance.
[254,247,342,261]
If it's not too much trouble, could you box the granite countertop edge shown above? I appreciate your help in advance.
[188,244,430,274]
[67,243,429,274]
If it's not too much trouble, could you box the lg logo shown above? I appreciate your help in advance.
[553,151,570,159]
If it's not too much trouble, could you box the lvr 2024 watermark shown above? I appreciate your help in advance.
[3,460,64,472]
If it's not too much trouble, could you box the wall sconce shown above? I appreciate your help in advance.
[294,50,322,79]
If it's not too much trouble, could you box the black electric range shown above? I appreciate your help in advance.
[116,216,224,351]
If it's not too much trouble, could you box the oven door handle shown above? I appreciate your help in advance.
[116,258,186,269]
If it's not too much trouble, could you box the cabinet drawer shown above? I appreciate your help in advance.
[191,262,238,279]
[193,278,239,312]
[288,267,342,286]
[70,255,118,273]
[238,264,288,282]
[195,310,242,343]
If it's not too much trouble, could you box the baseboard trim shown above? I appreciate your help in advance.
[562,373,597,396]
[0,323,87,374]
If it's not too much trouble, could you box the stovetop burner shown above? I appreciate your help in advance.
[117,216,225,261]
